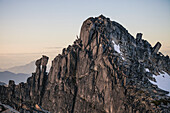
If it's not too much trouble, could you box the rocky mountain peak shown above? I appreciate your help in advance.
[0,15,170,113]
[80,15,169,74]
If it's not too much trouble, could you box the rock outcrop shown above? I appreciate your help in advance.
[0,55,49,112]
[0,15,170,113]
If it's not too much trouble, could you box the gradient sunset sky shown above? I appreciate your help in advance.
[0,0,170,69]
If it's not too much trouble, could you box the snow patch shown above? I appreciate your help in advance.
[149,71,170,96]
[111,40,125,60]
[112,40,121,53]
[122,57,125,60]
[145,68,150,72]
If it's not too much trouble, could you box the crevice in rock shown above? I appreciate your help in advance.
[71,85,78,113]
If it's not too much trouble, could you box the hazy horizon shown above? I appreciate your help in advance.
[0,0,170,69]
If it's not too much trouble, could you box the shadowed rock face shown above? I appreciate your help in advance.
[0,15,170,113]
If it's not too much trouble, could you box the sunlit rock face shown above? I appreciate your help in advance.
[0,15,170,113]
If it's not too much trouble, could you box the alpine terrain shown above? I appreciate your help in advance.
[0,15,170,113]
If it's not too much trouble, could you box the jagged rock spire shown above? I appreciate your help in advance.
[152,42,161,54]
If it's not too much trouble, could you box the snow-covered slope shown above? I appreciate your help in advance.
[146,68,170,96]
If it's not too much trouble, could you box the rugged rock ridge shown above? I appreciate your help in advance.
[0,15,170,113]
[0,55,49,112]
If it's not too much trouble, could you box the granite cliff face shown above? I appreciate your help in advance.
[0,15,170,113]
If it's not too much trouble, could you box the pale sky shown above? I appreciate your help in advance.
[0,0,170,69]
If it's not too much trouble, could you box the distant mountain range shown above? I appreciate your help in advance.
[0,61,35,85]
[1,60,51,74]
[4,61,36,74]
[0,71,31,84]
[0,60,51,85]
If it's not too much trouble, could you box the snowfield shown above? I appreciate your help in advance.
[112,40,121,53]
[146,69,170,96]
[112,40,125,60]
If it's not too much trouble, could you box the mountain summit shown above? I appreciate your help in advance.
[0,15,170,113]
